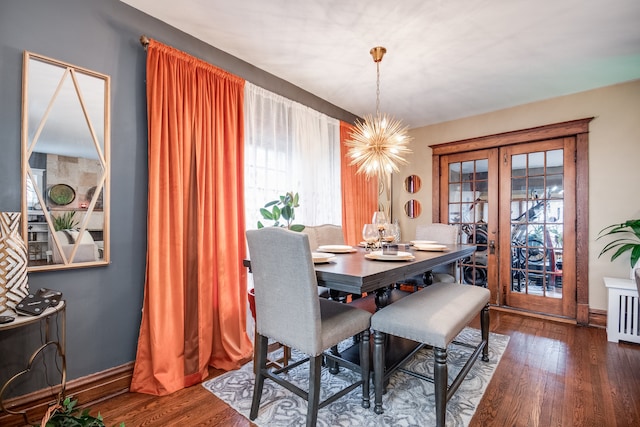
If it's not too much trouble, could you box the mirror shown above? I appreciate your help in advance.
[21,52,110,271]
[404,199,422,218]
[404,175,421,193]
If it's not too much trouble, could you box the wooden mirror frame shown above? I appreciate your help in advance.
[21,52,110,271]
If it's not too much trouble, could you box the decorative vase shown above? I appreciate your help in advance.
[0,212,29,315]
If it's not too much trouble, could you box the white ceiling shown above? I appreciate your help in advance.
[120,0,640,129]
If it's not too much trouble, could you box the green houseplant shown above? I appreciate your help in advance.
[257,191,305,232]
[38,396,124,427]
[52,211,78,231]
[597,219,640,271]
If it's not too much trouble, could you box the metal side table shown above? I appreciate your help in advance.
[0,301,66,425]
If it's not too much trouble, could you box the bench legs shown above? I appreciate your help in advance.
[481,303,489,362]
[373,303,491,426]
[434,346,448,427]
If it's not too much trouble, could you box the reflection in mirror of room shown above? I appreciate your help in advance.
[404,174,421,194]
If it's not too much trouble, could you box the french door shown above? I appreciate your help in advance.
[437,136,577,319]
[499,138,576,317]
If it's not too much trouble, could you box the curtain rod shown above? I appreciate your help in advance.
[140,35,150,50]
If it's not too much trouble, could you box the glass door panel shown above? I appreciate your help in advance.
[500,139,575,317]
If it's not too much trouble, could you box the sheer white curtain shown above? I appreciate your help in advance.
[244,83,341,229]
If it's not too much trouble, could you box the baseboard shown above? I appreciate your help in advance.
[588,308,607,329]
[0,362,133,427]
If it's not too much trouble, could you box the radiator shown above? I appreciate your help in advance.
[604,277,640,344]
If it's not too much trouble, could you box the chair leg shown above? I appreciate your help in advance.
[250,334,269,420]
[359,329,370,408]
[481,303,490,362]
[307,355,322,427]
[434,346,448,427]
[373,329,385,414]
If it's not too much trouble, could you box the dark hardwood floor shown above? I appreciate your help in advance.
[14,311,640,426]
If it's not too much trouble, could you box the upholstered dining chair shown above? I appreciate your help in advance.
[303,224,351,301]
[246,227,372,427]
[401,223,460,290]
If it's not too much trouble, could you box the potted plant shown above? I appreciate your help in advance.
[257,191,305,231]
[597,218,640,278]
[38,396,124,427]
[52,211,78,231]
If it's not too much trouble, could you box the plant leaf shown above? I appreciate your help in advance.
[290,224,305,232]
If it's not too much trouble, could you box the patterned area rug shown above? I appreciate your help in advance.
[203,328,509,427]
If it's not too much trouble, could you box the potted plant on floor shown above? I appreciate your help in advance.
[38,396,124,427]
[597,218,640,279]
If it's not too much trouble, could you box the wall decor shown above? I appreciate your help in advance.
[21,52,110,271]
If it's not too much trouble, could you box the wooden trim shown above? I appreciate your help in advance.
[431,118,593,323]
[575,132,590,325]
[430,118,594,155]
[588,308,607,329]
[0,363,133,427]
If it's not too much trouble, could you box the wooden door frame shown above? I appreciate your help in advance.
[431,118,593,325]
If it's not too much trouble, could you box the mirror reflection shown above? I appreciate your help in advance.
[22,52,110,270]
[404,175,421,193]
[404,199,422,218]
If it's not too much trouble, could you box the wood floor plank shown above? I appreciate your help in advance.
[4,311,639,427]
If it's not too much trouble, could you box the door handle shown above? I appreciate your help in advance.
[489,240,496,254]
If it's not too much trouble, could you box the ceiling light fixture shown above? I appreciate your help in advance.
[345,46,412,178]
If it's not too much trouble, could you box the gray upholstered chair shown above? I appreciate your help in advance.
[302,224,351,301]
[401,223,460,289]
[246,227,372,427]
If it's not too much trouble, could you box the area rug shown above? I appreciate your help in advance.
[203,328,509,427]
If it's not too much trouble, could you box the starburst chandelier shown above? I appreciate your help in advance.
[345,46,412,178]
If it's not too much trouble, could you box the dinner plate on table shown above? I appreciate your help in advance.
[316,245,357,253]
[413,243,449,252]
[365,251,415,261]
[410,240,438,246]
[312,253,336,264]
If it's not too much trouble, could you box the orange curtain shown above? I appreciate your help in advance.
[340,121,378,245]
[131,40,253,396]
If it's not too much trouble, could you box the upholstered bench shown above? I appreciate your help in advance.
[371,282,490,427]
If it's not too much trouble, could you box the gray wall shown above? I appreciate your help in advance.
[0,0,358,395]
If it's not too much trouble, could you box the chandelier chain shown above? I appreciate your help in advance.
[376,61,380,116]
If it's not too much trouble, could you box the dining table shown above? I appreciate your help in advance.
[312,244,476,307]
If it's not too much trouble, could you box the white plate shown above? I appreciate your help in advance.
[410,240,438,245]
[413,243,448,251]
[312,252,336,264]
[316,245,357,253]
[365,251,415,261]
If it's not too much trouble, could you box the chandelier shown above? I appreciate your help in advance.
[345,46,412,178]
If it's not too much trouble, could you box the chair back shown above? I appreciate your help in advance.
[303,224,345,250]
[246,227,322,355]
[416,223,459,244]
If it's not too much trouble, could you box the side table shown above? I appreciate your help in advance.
[0,300,66,425]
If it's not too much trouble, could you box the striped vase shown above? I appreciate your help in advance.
[0,212,29,315]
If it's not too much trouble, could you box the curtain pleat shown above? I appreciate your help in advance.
[131,40,253,396]
[340,121,378,245]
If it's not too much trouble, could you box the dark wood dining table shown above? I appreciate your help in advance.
[312,244,477,296]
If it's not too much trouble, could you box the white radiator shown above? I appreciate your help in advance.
[604,277,640,344]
